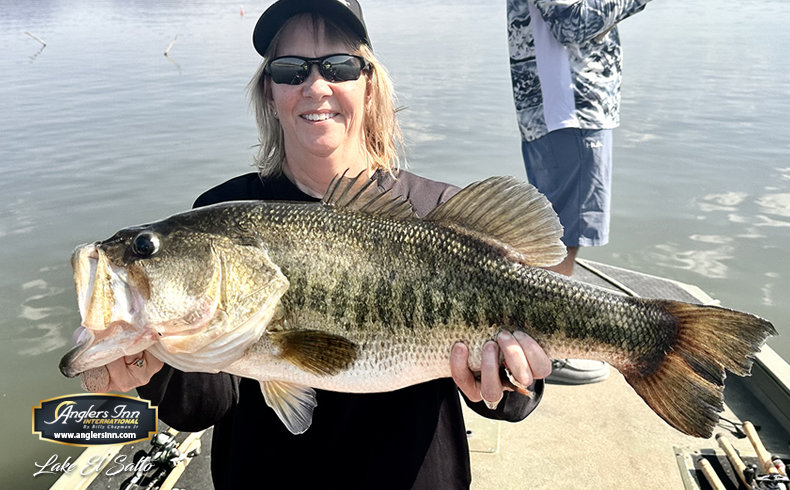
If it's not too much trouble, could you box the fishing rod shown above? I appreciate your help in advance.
[709,422,788,490]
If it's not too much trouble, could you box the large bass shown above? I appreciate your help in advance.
[60,174,776,437]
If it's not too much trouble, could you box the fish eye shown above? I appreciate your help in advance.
[131,232,160,258]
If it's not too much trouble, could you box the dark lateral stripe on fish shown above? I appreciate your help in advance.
[286,270,458,331]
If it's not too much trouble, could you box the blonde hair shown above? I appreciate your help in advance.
[248,14,403,177]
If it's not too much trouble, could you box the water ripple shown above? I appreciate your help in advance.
[761,273,780,307]
[18,323,69,356]
[651,243,734,279]
[756,193,790,219]
[12,274,74,356]
[689,234,733,245]
[697,192,748,212]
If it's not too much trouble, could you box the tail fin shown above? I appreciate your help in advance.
[623,301,776,438]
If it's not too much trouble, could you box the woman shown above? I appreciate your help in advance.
[86,1,551,488]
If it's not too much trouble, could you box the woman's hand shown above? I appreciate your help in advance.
[450,331,551,409]
[80,351,164,393]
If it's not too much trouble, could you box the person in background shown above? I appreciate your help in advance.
[506,0,653,384]
[82,1,551,488]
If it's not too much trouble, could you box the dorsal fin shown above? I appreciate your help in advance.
[322,171,416,220]
[424,176,566,267]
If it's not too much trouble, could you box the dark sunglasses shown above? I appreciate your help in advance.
[264,54,371,85]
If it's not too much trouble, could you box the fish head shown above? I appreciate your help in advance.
[61,213,290,377]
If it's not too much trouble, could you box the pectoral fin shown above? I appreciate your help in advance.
[268,330,357,376]
[260,381,317,435]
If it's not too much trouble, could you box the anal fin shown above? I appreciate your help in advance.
[260,381,317,435]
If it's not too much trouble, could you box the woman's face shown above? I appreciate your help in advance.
[269,17,368,163]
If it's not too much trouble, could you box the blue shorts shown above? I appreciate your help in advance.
[521,128,611,247]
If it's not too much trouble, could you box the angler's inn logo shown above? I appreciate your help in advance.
[33,394,157,446]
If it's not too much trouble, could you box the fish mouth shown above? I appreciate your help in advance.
[72,243,136,331]
[61,243,156,377]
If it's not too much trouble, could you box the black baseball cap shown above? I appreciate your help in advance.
[252,0,371,57]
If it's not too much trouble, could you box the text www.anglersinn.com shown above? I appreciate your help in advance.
[53,431,137,441]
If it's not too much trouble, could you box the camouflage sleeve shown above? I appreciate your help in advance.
[137,365,239,432]
[532,0,652,44]
[461,380,544,422]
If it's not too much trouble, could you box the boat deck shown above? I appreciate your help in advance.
[53,260,789,489]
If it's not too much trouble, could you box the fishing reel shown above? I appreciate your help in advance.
[120,431,201,490]
[750,467,790,490]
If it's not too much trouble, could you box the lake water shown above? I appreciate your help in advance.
[2,0,788,487]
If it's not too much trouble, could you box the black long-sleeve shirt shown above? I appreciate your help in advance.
[138,170,543,489]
